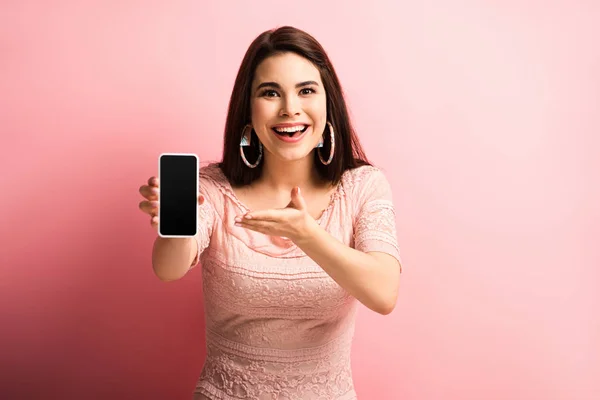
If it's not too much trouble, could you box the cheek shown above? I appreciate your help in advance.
[251,100,268,122]
[315,97,327,123]
[304,98,327,125]
[307,101,327,130]
[250,100,278,143]
[251,100,282,129]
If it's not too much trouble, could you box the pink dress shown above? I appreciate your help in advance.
[190,163,401,400]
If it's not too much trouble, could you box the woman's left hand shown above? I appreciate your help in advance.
[234,187,317,243]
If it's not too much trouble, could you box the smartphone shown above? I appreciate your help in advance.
[158,153,199,238]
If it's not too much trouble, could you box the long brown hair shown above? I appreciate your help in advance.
[219,26,371,186]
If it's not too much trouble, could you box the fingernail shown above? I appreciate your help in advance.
[234,222,241,226]
[244,214,252,219]
[234,216,241,222]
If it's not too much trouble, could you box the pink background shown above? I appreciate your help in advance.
[1,1,598,399]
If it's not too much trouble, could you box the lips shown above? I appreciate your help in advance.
[271,125,311,143]
[271,125,309,137]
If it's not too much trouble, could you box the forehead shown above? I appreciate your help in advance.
[253,52,321,86]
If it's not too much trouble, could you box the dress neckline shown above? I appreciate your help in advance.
[200,163,359,257]
[212,165,345,227]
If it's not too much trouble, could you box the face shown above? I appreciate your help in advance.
[250,52,327,162]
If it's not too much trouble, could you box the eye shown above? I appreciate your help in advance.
[300,88,316,95]
[260,89,279,98]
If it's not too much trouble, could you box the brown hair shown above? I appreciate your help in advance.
[219,26,371,186]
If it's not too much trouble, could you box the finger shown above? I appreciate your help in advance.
[139,185,159,200]
[148,176,159,187]
[291,186,307,210]
[243,209,285,221]
[198,194,205,205]
[139,200,159,216]
[150,215,158,228]
[238,219,276,233]
[238,221,270,235]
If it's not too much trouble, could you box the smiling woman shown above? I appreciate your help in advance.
[242,52,329,167]
[138,25,402,400]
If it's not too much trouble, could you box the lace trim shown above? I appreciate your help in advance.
[202,247,330,277]
[201,251,356,319]
[194,382,357,400]
[203,292,354,320]
[194,384,357,400]
[194,328,357,400]
[191,199,217,268]
[205,327,354,363]
[200,164,246,214]
[354,200,401,259]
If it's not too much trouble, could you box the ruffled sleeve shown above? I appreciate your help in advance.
[190,167,218,268]
[352,167,402,269]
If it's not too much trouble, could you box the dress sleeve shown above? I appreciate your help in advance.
[353,168,402,268]
[189,178,217,269]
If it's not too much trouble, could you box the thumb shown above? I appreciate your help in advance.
[290,186,307,210]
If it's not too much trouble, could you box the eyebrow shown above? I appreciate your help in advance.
[255,80,319,91]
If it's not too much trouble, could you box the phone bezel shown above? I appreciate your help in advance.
[157,152,199,238]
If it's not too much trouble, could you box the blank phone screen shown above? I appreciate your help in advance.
[159,154,198,237]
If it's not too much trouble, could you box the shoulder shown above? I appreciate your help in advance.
[341,164,394,205]
[199,162,224,182]
[342,164,391,191]
[198,162,229,199]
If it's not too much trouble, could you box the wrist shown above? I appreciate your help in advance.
[294,216,320,247]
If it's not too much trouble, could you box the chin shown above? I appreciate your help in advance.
[272,147,313,162]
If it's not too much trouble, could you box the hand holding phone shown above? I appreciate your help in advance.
[157,153,199,237]
[138,153,203,236]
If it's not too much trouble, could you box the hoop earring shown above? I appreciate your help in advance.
[240,124,263,168]
[317,121,335,165]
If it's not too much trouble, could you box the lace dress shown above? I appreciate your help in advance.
[190,163,401,400]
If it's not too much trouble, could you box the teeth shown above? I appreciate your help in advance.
[274,125,306,133]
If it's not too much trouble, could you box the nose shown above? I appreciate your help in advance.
[279,95,300,117]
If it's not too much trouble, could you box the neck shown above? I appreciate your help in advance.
[257,152,321,192]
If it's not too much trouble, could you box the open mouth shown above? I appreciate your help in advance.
[271,125,309,138]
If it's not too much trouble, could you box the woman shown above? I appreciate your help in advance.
[139,26,402,400]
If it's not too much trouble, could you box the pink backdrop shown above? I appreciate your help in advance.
[1,1,598,399]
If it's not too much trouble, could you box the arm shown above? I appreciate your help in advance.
[236,168,402,313]
[295,225,401,315]
[152,190,216,282]
[300,169,401,315]
[152,236,198,282]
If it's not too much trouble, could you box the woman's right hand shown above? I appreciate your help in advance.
[138,176,205,229]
